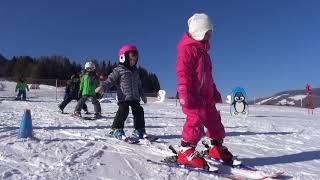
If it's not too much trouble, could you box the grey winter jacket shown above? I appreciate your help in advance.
[101,64,145,102]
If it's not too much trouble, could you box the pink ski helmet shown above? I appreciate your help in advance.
[118,44,138,63]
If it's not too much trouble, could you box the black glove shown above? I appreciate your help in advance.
[95,93,101,99]
[142,96,147,104]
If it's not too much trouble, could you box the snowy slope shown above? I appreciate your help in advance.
[1,80,320,179]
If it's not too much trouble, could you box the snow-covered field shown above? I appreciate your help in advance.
[1,80,320,180]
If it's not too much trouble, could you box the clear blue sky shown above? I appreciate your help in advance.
[1,0,320,98]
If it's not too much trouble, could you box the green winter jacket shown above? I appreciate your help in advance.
[16,81,29,91]
[80,72,99,96]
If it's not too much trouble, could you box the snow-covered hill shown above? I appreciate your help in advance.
[253,88,320,108]
[1,80,320,179]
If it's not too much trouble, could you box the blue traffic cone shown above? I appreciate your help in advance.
[18,109,33,138]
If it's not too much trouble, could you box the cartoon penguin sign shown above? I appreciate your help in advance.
[230,87,249,118]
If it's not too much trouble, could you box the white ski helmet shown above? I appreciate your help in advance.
[84,61,95,71]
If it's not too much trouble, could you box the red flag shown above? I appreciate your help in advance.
[306,83,312,94]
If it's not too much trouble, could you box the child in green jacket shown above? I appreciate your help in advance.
[73,62,101,118]
[15,77,29,100]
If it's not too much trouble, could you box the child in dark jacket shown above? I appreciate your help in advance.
[58,74,88,114]
[96,44,147,140]
[73,62,101,118]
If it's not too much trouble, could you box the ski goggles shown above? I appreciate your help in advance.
[127,51,139,59]
[85,67,95,72]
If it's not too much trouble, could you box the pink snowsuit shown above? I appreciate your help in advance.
[176,32,225,145]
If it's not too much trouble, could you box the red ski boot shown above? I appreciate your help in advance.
[208,139,233,163]
[176,141,209,169]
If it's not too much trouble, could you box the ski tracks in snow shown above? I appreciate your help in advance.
[1,80,320,179]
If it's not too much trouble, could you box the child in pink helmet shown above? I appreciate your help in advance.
[96,44,148,140]
[176,13,233,169]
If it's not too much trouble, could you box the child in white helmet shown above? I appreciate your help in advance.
[96,44,147,140]
[73,61,101,118]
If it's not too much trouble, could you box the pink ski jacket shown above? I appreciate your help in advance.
[176,32,221,108]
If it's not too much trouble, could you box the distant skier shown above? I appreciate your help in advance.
[15,77,29,101]
[175,13,233,169]
[58,74,88,114]
[306,83,313,114]
[95,44,148,140]
[306,83,312,95]
[73,62,101,118]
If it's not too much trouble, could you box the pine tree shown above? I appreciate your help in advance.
[0,55,161,93]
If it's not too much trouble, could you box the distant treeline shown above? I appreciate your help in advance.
[0,54,160,93]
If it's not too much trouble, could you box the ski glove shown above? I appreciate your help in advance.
[213,84,222,103]
[95,86,104,94]
[178,85,190,107]
[95,93,101,99]
[214,91,222,103]
[141,96,147,104]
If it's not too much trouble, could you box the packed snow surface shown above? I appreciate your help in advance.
[1,81,320,179]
